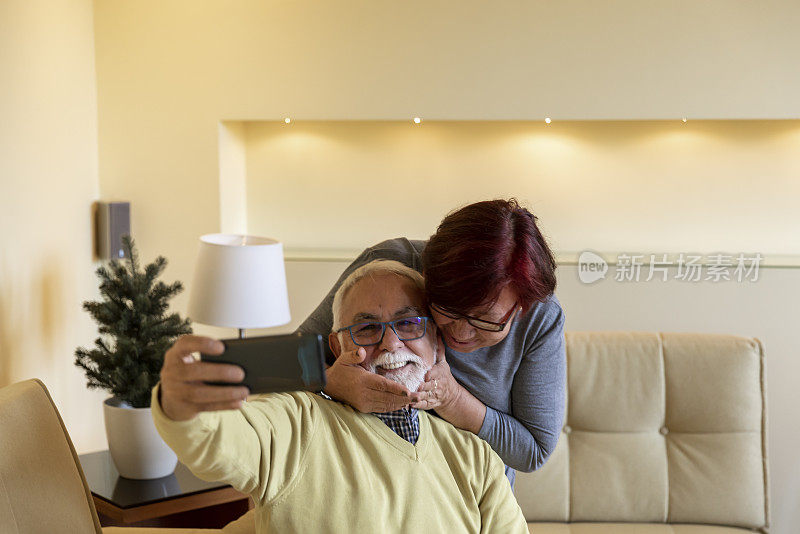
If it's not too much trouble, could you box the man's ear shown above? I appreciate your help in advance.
[329,332,342,359]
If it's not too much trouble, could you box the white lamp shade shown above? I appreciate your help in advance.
[188,234,291,329]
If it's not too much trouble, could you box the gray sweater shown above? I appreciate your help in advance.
[298,238,566,486]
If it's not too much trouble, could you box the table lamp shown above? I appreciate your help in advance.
[187,234,291,338]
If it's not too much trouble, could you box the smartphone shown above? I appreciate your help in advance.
[200,332,326,394]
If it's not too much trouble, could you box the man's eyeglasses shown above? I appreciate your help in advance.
[429,302,518,332]
[336,316,431,347]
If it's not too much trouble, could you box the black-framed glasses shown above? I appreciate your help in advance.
[336,316,431,347]
[429,302,518,332]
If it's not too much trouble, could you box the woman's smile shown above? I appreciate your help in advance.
[443,330,479,350]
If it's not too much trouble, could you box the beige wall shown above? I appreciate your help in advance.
[0,0,106,451]
[243,120,800,259]
[95,0,800,122]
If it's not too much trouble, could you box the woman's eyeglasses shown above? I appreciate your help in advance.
[429,302,518,332]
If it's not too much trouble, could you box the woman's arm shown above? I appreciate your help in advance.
[479,307,566,472]
[412,347,486,434]
[414,302,566,472]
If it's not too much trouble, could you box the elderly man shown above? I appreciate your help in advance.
[154,260,527,533]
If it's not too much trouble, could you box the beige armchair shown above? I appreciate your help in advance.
[1,331,769,534]
[0,379,225,534]
[0,378,104,534]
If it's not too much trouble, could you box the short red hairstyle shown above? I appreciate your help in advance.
[422,199,557,313]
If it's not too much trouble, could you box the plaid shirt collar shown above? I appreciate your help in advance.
[374,407,420,445]
[317,391,420,445]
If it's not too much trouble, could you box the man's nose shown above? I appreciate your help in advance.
[378,324,405,352]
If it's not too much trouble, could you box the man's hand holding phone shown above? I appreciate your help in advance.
[159,335,249,421]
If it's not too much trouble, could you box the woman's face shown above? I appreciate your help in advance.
[430,286,520,353]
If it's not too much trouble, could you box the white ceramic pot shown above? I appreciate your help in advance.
[103,397,178,480]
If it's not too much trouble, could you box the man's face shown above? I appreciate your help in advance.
[330,272,437,392]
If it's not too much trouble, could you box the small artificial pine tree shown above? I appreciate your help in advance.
[75,235,192,408]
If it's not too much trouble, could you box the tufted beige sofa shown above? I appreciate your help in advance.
[515,331,769,533]
[1,331,768,533]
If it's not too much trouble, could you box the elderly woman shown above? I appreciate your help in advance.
[299,198,565,486]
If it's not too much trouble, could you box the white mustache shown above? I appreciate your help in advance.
[368,348,427,372]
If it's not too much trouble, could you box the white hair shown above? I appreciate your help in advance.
[331,260,425,331]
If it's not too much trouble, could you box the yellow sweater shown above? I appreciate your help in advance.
[152,387,528,533]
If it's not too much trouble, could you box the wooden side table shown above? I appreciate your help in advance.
[79,451,251,528]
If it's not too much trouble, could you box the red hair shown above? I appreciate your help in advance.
[422,199,557,313]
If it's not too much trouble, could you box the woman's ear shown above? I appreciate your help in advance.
[328,332,342,358]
